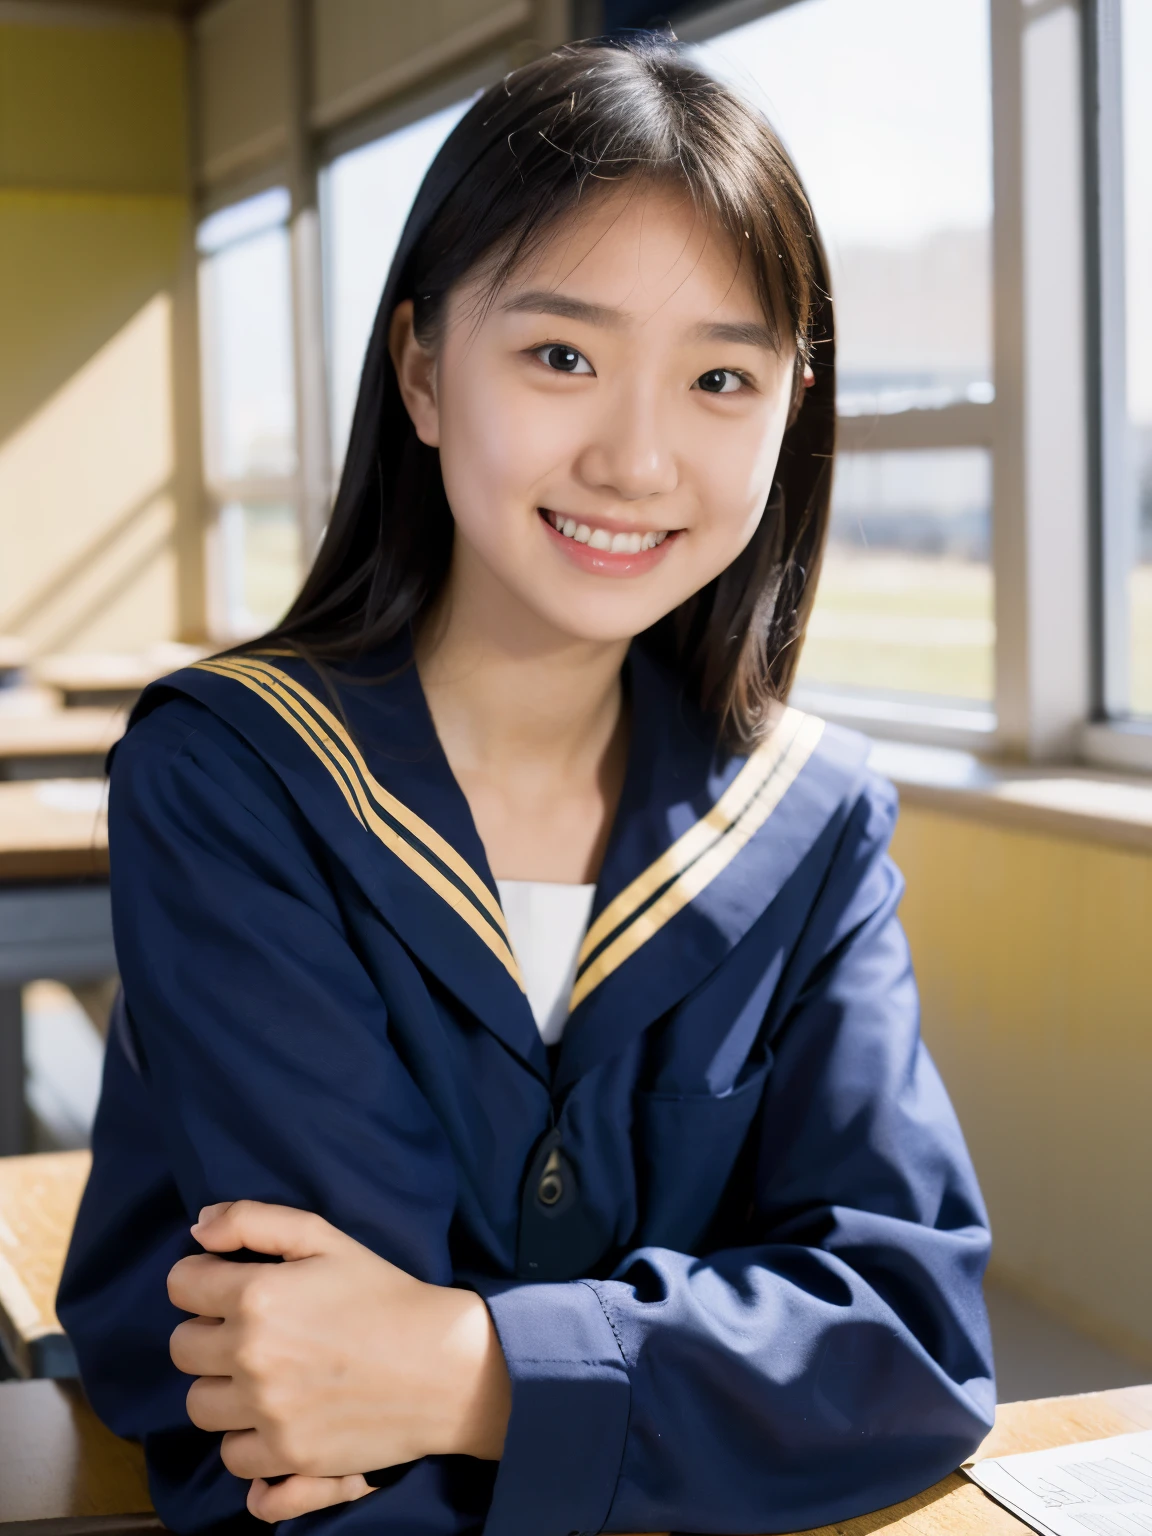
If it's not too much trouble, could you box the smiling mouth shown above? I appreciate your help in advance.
[540,508,673,553]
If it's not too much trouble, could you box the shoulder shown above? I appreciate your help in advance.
[112,684,279,797]
[109,686,319,875]
[771,714,903,926]
[799,714,897,832]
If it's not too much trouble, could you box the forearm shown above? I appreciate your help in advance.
[475,1229,992,1536]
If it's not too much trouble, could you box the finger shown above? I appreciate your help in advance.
[170,1316,233,1377]
[185,1376,251,1434]
[247,1474,374,1523]
[191,1199,338,1261]
[220,1428,294,1482]
[168,1253,258,1318]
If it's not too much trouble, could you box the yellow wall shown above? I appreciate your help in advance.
[0,17,191,655]
[892,806,1152,1365]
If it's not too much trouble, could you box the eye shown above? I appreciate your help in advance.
[533,343,594,375]
[695,368,747,395]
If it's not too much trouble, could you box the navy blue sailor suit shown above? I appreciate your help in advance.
[57,633,996,1536]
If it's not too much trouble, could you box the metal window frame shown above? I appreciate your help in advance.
[1081,0,1152,771]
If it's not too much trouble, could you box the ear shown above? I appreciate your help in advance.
[388,299,440,448]
[785,352,809,428]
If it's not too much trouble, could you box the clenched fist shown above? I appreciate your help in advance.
[167,1200,511,1522]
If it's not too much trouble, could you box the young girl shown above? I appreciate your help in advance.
[59,32,995,1536]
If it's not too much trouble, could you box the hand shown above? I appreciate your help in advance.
[168,1201,511,1518]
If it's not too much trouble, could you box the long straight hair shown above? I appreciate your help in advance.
[261,32,836,752]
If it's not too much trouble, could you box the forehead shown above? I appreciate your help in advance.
[488,180,762,328]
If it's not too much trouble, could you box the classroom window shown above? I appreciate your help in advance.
[217,502,301,635]
[802,449,993,703]
[1118,0,1152,718]
[691,0,994,710]
[323,99,472,471]
[198,187,302,636]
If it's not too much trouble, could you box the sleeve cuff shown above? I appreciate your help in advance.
[470,1277,631,1536]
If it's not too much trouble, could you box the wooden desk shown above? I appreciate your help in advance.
[0,1382,1149,1536]
[0,710,125,782]
[0,781,108,883]
[0,1379,158,1534]
[794,1383,1152,1536]
[0,783,114,1156]
[32,646,207,710]
[0,1151,90,1378]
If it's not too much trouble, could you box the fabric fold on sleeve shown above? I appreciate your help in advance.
[471,1276,632,1536]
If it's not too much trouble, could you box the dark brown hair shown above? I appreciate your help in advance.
[262,30,836,751]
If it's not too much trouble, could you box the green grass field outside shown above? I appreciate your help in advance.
[798,550,1152,718]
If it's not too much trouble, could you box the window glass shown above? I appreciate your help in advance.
[199,220,296,483]
[218,502,300,635]
[197,189,300,638]
[693,0,993,417]
[693,0,994,707]
[1122,0,1152,715]
[798,449,993,703]
[324,99,473,469]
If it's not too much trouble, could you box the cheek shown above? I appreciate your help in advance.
[685,407,787,549]
[436,359,571,529]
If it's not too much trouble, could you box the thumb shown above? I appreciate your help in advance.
[191,1199,339,1260]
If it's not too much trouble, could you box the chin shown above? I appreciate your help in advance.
[527,597,671,646]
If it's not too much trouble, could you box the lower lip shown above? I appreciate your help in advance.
[539,511,679,576]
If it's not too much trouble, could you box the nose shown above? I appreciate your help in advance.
[575,381,679,501]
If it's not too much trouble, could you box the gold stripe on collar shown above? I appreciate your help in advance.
[569,709,825,1011]
[194,655,523,989]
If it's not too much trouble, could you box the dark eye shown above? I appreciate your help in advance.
[696,368,743,394]
[534,344,593,375]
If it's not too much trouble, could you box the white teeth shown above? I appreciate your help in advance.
[546,510,672,550]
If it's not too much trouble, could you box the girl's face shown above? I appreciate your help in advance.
[393,180,797,645]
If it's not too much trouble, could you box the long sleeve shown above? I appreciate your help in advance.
[59,699,465,1533]
[474,778,995,1536]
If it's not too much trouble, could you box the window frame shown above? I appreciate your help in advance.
[1082,0,1152,772]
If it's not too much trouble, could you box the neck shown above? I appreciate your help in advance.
[414,562,628,783]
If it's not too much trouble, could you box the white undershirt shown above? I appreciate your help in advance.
[495,879,596,1046]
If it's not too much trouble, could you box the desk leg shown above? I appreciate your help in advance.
[0,985,25,1157]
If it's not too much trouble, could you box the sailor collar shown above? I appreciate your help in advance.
[130,634,869,1088]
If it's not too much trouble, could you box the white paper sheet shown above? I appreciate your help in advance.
[966,1429,1152,1536]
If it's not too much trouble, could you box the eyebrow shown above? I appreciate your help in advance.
[500,290,779,352]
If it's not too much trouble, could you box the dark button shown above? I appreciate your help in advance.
[537,1148,564,1206]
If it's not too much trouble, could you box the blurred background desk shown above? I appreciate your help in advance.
[0,783,112,1157]
[31,646,206,711]
[0,1150,89,1378]
[0,710,125,781]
